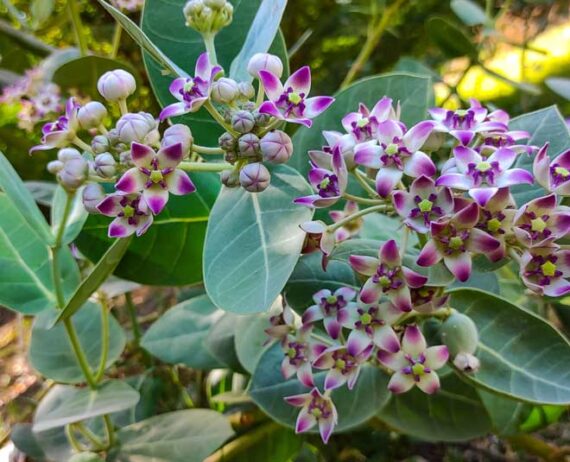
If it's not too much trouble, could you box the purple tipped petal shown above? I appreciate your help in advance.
[97,195,122,217]
[416,239,442,267]
[371,96,394,121]
[318,415,336,444]
[335,286,356,301]
[159,102,188,121]
[376,167,403,198]
[450,130,475,146]
[354,141,382,169]
[108,218,135,238]
[115,168,146,193]
[402,325,426,355]
[258,70,284,101]
[143,186,169,215]
[495,168,534,188]
[158,142,184,167]
[297,362,315,388]
[391,286,412,312]
[424,345,449,370]
[284,393,309,407]
[387,371,415,394]
[373,326,400,353]
[403,151,437,178]
[436,173,473,190]
[380,240,401,266]
[377,350,407,370]
[165,170,196,195]
[469,187,499,207]
[403,121,436,152]
[324,369,347,391]
[295,408,317,434]
[454,202,479,228]
[444,252,472,282]
[258,100,284,119]
[417,372,441,394]
[303,305,324,325]
[131,142,155,168]
[359,278,383,304]
[468,228,501,253]
[323,317,342,340]
[348,255,379,276]
[304,96,335,118]
[285,66,311,94]
[402,267,428,288]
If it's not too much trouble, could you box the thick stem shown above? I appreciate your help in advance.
[67,0,88,56]
[256,81,265,107]
[257,118,284,137]
[342,192,386,206]
[94,295,110,383]
[329,204,388,232]
[202,33,218,65]
[118,99,129,116]
[74,422,105,450]
[170,366,195,408]
[102,415,115,448]
[192,144,225,155]
[64,318,98,388]
[110,24,122,59]
[65,425,86,452]
[179,161,233,172]
[73,137,94,154]
[204,101,236,135]
[352,169,379,198]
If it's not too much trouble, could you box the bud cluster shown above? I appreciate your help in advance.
[183,0,233,35]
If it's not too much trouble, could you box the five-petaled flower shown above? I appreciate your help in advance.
[353,120,436,197]
[417,202,501,282]
[533,143,570,196]
[159,53,222,120]
[313,344,374,390]
[378,325,449,395]
[30,98,80,153]
[300,220,336,269]
[520,246,570,297]
[258,66,334,127]
[115,142,195,215]
[284,388,338,443]
[349,239,428,310]
[302,287,357,339]
[265,303,297,346]
[97,192,153,238]
[280,326,327,388]
[341,97,400,143]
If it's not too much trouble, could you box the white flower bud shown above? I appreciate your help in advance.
[238,133,260,158]
[58,157,88,191]
[116,112,158,144]
[94,153,117,178]
[162,124,193,157]
[260,130,293,164]
[78,102,108,129]
[239,162,270,192]
[238,81,255,100]
[211,78,240,104]
[453,352,481,373]
[47,160,64,174]
[231,110,255,134]
[97,69,136,102]
[247,53,283,78]
[220,169,240,188]
[92,135,111,154]
[57,148,82,162]
[82,183,105,213]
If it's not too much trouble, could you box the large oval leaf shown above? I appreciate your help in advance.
[290,73,432,177]
[141,0,289,146]
[113,409,234,462]
[76,172,219,286]
[250,344,390,432]
[29,302,126,384]
[449,288,570,405]
[51,185,88,246]
[141,294,225,369]
[204,165,313,313]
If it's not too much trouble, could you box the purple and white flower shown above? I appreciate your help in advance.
[353,120,436,197]
[302,287,357,339]
[410,286,449,314]
[436,146,533,207]
[265,303,297,346]
[115,142,195,215]
[308,130,357,170]
[258,66,334,127]
[392,175,454,233]
[300,220,336,267]
[520,246,570,297]
[313,344,374,390]
[281,326,327,388]
[159,53,222,120]
[284,388,338,443]
[341,97,400,142]
[30,98,80,153]
[97,192,153,238]
[533,144,570,196]
[416,202,501,281]
[378,325,449,395]
[349,239,428,310]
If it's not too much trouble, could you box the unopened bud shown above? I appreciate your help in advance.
[231,110,255,134]
[218,132,235,151]
[184,0,233,34]
[440,312,479,356]
[162,124,193,157]
[239,162,270,192]
[224,151,237,164]
[58,157,88,191]
[211,78,239,104]
[57,148,82,162]
[119,150,133,166]
[82,183,105,213]
[238,133,260,158]
[97,69,136,102]
[204,0,225,8]
[453,352,480,373]
[238,81,255,100]
[116,112,158,145]
[92,135,110,154]
[254,110,271,127]
[77,102,108,129]
[220,169,240,188]
[47,160,64,174]
[94,153,117,178]
[247,53,283,78]
[260,130,293,164]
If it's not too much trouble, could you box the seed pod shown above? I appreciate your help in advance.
[78,101,108,129]
[453,352,480,373]
[239,162,270,192]
[162,124,193,157]
[92,135,110,154]
[231,110,255,134]
[260,130,293,164]
[94,153,117,178]
[82,183,105,213]
[238,133,260,158]
[247,53,283,78]
[211,78,239,104]
[97,69,136,102]
[440,312,479,356]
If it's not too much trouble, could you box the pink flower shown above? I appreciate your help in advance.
[280,326,327,388]
[520,246,570,297]
[97,193,153,238]
[341,97,400,142]
[378,325,449,395]
[30,98,80,153]
[309,130,356,169]
[115,142,195,215]
[258,66,334,127]
[533,143,570,196]
[302,287,357,339]
[284,388,338,443]
[159,53,222,120]
[349,239,428,311]
[313,344,374,390]
[265,303,297,346]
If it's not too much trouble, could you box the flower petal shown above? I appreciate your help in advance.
[97,195,122,217]
[444,252,472,282]
[377,350,407,370]
[417,372,441,394]
[347,329,373,356]
[403,121,436,152]
[348,255,379,276]
[324,369,347,391]
[304,96,335,118]
[158,142,184,168]
[373,326,401,353]
[115,168,146,193]
[108,217,136,238]
[165,169,196,195]
[131,142,155,168]
[416,239,442,267]
[302,305,324,325]
[194,52,212,80]
[436,173,473,190]
[402,324,426,355]
[297,361,315,388]
[318,415,336,443]
[468,228,501,253]
[295,407,317,434]
[387,371,415,394]
[143,185,169,215]
[403,151,437,178]
[284,66,311,95]
[354,141,382,169]
[159,102,188,121]
[359,278,382,304]
[380,240,401,266]
[376,167,403,198]
[495,169,534,188]
[323,317,342,340]
[424,345,449,370]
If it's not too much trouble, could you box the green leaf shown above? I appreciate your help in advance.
[25,181,57,207]
[426,17,478,59]
[546,77,570,100]
[142,0,289,146]
[250,344,390,432]
[451,268,499,294]
[229,0,287,82]
[0,193,79,314]
[511,106,570,206]
[51,186,88,246]
[113,409,234,462]
[380,374,492,441]
[360,213,419,248]
[33,381,140,432]
[0,152,52,244]
[234,310,274,374]
[204,165,313,314]
[205,313,245,372]
[141,294,225,369]
[291,73,432,177]
[449,288,570,405]
[53,55,140,100]
[33,426,73,462]
[11,424,47,461]
[519,405,566,432]
[30,0,55,29]
[76,173,220,286]
[56,236,132,324]
[29,301,126,384]
[69,453,105,462]
[450,0,488,26]
[477,390,532,436]
[284,252,358,313]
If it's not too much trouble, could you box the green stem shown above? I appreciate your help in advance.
[329,204,387,232]
[179,161,232,172]
[258,118,284,137]
[170,366,195,408]
[192,144,225,155]
[67,0,88,56]
[342,192,385,206]
[73,137,94,154]
[352,169,379,198]
[51,191,74,308]
[74,422,105,450]
[65,425,85,452]
[94,295,110,383]
[64,318,98,388]
[125,292,141,344]
[103,415,116,448]
[204,101,236,135]
[202,33,218,65]
[256,81,265,107]
[118,99,129,116]
[110,23,122,59]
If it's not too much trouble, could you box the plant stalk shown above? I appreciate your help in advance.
[94,294,110,383]
[67,0,88,56]
[179,161,233,172]
[329,204,388,232]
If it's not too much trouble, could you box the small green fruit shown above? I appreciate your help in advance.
[440,312,478,356]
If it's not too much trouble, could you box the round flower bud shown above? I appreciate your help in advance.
[238,81,255,100]
[247,53,283,78]
[58,157,88,191]
[440,312,479,356]
[94,153,117,178]
[220,169,240,188]
[57,148,82,162]
[116,112,158,144]
[47,160,64,174]
[97,69,136,102]
[92,135,111,154]
[238,133,260,158]
[119,150,133,166]
[82,183,105,213]
[231,110,255,134]
[211,78,239,104]
[254,110,271,127]
[224,150,237,164]
[260,130,293,164]
[218,132,235,151]
[162,124,193,157]
[77,102,108,129]
[239,162,270,192]
[453,352,480,373]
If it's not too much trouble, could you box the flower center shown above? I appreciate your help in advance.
[476,161,492,172]
[385,143,399,156]
[378,275,392,288]
[487,217,502,233]
[150,170,164,183]
[359,313,372,325]
[288,92,302,105]
[531,217,547,233]
[326,295,337,304]
[311,408,323,418]
[335,359,346,370]
[411,363,426,376]
[555,166,570,177]
[183,80,195,93]
[541,260,557,277]
[356,117,369,128]
[418,199,433,213]
[123,205,135,218]
[287,348,297,359]
[449,236,464,250]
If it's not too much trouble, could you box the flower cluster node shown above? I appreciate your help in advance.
[183,0,233,35]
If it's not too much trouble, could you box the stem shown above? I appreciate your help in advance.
[342,192,385,206]
[51,191,74,308]
[65,425,85,452]
[329,204,387,232]
[125,293,141,344]
[202,33,218,65]
[508,248,521,264]
[256,81,265,107]
[67,0,88,56]
[340,0,406,88]
[352,169,379,198]
[170,366,195,408]
[118,99,129,116]
[192,144,225,155]
[110,24,122,59]
[94,295,110,383]
[204,101,236,135]
[74,422,105,450]
[102,415,115,448]
[257,118,284,137]
[64,318,98,388]
[73,137,94,154]
[396,307,452,326]
[0,18,54,55]
[179,161,233,172]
